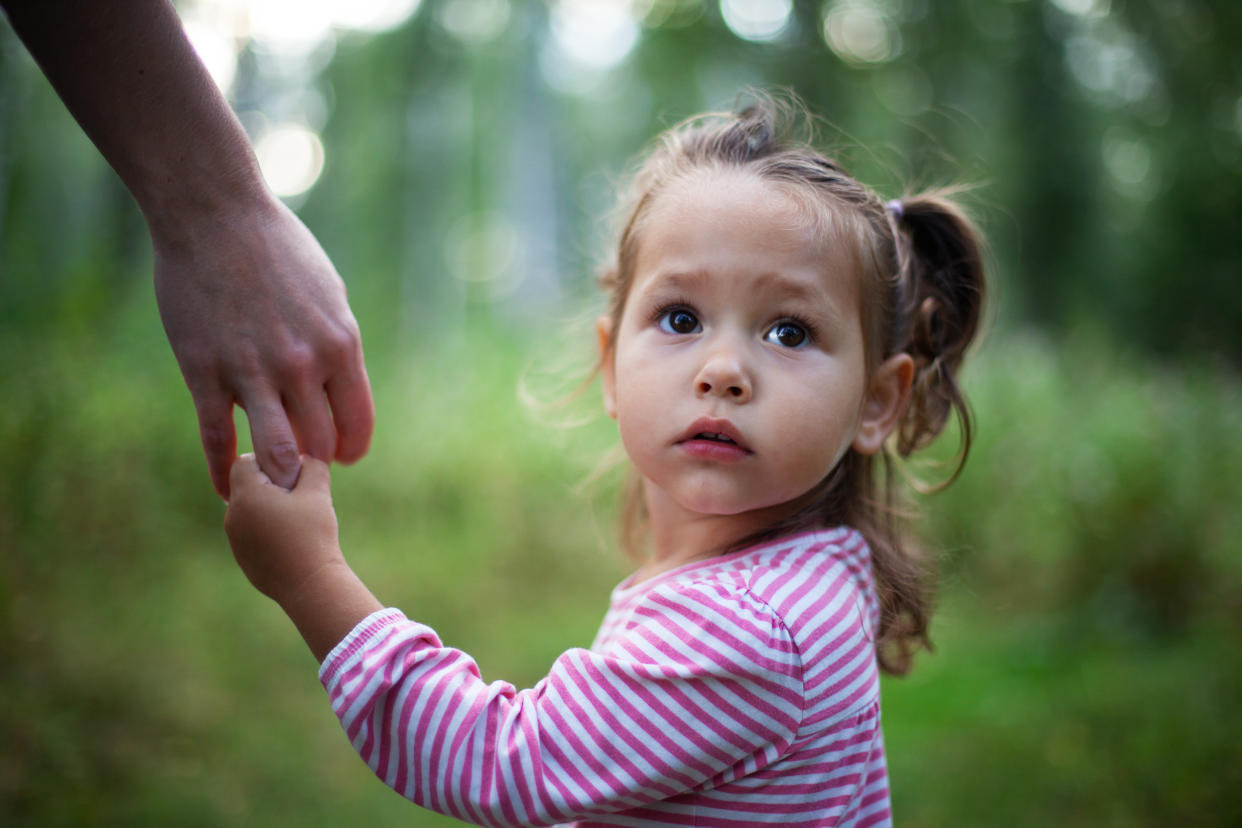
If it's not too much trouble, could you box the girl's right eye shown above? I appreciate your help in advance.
[658,308,700,335]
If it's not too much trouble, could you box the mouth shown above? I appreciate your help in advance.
[676,418,751,454]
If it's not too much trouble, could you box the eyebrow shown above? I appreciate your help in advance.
[648,269,847,328]
[647,270,709,294]
[761,274,832,305]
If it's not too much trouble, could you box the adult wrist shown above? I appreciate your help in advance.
[141,147,275,251]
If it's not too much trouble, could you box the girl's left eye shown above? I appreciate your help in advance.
[765,321,810,348]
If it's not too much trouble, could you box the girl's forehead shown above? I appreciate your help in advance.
[629,168,862,310]
[655,167,802,213]
[645,167,845,246]
[639,169,849,264]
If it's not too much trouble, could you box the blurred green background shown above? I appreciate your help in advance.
[3,0,1241,825]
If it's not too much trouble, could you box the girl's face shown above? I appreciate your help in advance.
[600,169,911,538]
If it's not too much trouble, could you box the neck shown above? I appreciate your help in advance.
[635,484,810,583]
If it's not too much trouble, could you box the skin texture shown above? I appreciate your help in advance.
[598,169,913,578]
[2,0,374,496]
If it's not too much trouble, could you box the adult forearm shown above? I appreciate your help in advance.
[6,1,376,496]
[2,0,268,234]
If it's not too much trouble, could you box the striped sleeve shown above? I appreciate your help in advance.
[318,581,804,827]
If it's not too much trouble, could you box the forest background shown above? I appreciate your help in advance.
[2,0,1240,825]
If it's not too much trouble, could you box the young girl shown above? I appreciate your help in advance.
[225,96,986,827]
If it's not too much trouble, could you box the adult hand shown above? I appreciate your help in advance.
[153,195,374,498]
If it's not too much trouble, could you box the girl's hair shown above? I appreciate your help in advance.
[597,93,987,675]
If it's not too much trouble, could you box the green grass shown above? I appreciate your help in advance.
[884,595,1242,827]
[2,312,1239,826]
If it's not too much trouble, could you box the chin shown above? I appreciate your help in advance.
[677,491,786,518]
[671,492,743,516]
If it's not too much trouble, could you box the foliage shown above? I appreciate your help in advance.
[3,0,1242,825]
[4,2,1242,358]
[2,315,1240,826]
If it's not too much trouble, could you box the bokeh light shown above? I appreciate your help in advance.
[719,0,792,43]
[1102,127,1159,202]
[549,0,640,71]
[182,17,239,94]
[184,0,423,67]
[822,0,900,65]
[253,124,325,197]
[435,0,511,46]
[1049,0,1111,20]
[639,0,705,29]
[248,0,336,58]
[1064,19,1157,106]
[445,212,526,297]
[330,0,423,33]
[182,0,428,201]
[7,0,1242,825]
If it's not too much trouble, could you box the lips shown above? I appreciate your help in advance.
[675,417,751,454]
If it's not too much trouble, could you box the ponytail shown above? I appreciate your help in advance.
[862,189,987,674]
[888,191,987,484]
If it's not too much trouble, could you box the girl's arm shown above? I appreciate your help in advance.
[225,459,879,827]
[224,455,381,662]
[316,583,806,826]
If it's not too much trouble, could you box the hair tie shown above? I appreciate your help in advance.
[886,199,904,221]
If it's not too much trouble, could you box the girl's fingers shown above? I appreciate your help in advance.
[294,455,332,491]
[228,453,271,497]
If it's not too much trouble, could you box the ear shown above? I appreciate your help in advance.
[596,315,617,420]
[852,353,914,456]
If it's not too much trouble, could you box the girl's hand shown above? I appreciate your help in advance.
[224,453,383,662]
[224,454,342,606]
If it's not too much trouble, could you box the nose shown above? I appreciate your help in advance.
[694,346,753,403]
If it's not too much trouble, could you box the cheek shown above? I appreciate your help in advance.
[615,385,663,439]
[611,347,679,465]
[611,358,654,431]
[613,338,666,404]
[780,376,865,468]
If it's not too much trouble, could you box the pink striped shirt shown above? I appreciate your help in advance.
[319,528,892,827]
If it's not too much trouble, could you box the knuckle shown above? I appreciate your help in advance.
[177,342,220,378]
[199,422,234,453]
[278,345,318,381]
[262,439,301,470]
[240,347,271,379]
[323,319,362,360]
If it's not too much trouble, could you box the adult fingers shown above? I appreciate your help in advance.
[326,365,375,464]
[284,382,337,464]
[241,390,302,491]
[193,388,239,499]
